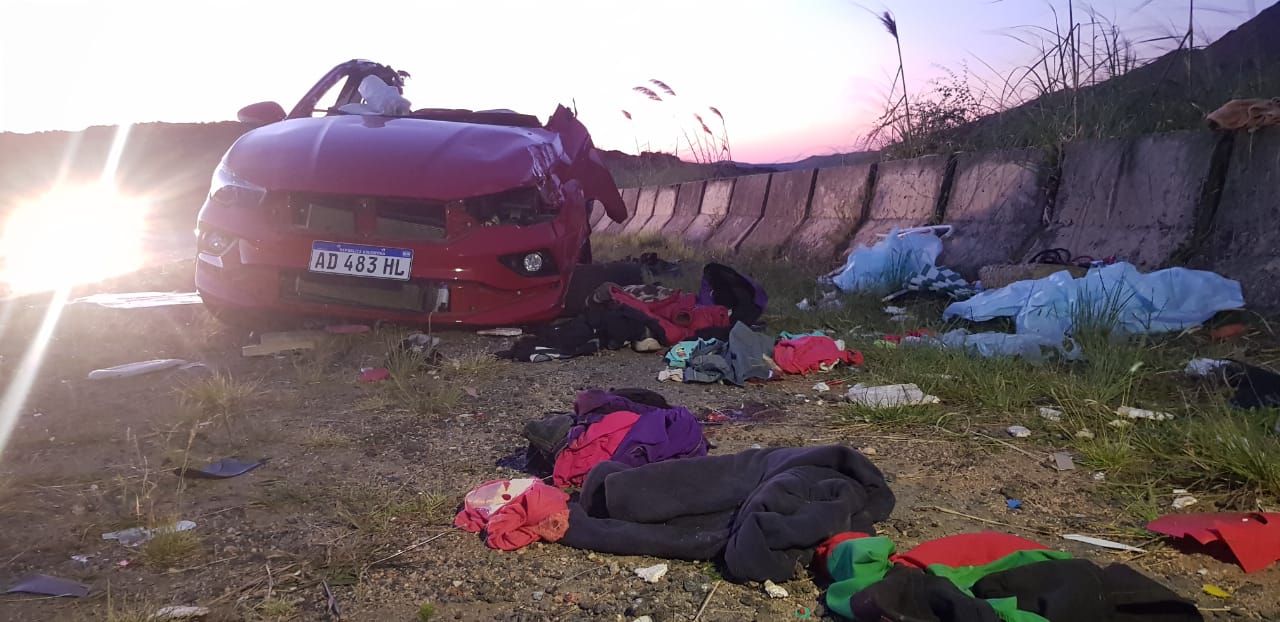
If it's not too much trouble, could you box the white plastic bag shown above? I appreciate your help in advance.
[943,263,1244,342]
[831,228,943,293]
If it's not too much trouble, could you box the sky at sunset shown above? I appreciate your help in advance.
[0,0,1263,163]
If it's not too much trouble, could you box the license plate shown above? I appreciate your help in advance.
[309,241,413,281]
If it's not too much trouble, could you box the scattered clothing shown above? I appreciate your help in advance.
[665,338,720,368]
[891,531,1052,570]
[4,574,91,598]
[454,479,570,551]
[885,265,976,301]
[699,263,768,327]
[1206,97,1280,131]
[682,322,779,386]
[1148,512,1280,573]
[774,335,864,375]
[1223,361,1280,410]
[558,445,895,582]
[553,411,642,488]
[496,316,600,362]
[623,252,683,277]
[605,286,730,345]
[617,282,677,302]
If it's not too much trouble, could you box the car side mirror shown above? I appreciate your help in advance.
[237,101,287,125]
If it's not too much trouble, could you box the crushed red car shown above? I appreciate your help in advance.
[195,59,628,327]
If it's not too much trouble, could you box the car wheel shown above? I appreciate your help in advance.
[561,261,644,317]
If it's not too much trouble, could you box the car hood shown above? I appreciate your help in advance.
[225,115,565,200]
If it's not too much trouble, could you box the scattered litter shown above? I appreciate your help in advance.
[1202,584,1232,599]
[1006,425,1031,438]
[464,387,480,398]
[401,332,442,356]
[1038,407,1063,422]
[324,324,370,335]
[1117,405,1174,422]
[763,580,788,599]
[812,382,830,393]
[846,383,940,408]
[116,560,130,567]
[149,606,211,620]
[1186,358,1231,377]
[883,306,908,316]
[633,616,654,622]
[1210,324,1247,340]
[829,227,945,293]
[657,369,684,383]
[243,330,324,357]
[70,554,92,563]
[359,368,391,383]
[1006,499,1023,510]
[796,291,842,311]
[1173,488,1189,495]
[103,520,196,547]
[1107,419,1132,428]
[1062,534,1146,553]
[177,458,262,479]
[74,291,203,309]
[1197,568,1209,576]
[1173,496,1198,510]
[1052,452,1076,471]
[477,327,523,337]
[32,412,43,418]
[860,447,878,456]
[1093,472,1106,481]
[88,359,207,380]
[1076,429,1095,439]
[4,574,91,597]
[1148,512,1280,573]
[634,563,668,583]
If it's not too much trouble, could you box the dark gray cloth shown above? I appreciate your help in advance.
[683,322,776,385]
[559,445,894,582]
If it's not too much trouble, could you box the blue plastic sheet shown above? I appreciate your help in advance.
[943,263,1244,341]
[831,228,943,293]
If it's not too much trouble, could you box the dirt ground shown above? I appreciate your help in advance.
[0,259,1277,622]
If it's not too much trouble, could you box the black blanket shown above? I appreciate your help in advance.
[558,445,894,582]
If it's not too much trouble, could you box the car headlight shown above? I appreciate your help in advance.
[208,162,266,207]
[197,227,237,256]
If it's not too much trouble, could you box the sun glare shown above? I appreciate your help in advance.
[0,184,149,295]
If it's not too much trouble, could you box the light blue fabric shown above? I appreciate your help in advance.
[665,338,719,368]
[831,229,943,293]
[780,330,827,340]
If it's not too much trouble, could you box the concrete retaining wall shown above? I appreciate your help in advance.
[661,180,705,237]
[595,187,638,233]
[1025,130,1223,270]
[785,163,873,260]
[738,169,816,254]
[847,155,948,250]
[1198,128,1280,308]
[684,179,733,243]
[707,173,771,251]
[938,148,1052,277]
[640,185,680,235]
[619,186,658,235]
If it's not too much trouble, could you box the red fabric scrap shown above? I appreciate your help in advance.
[608,287,730,345]
[552,411,642,488]
[1148,512,1280,573]
[454,479,571,551]
[358,368,390,383]
[890,531,1050,569]
[811,532,872,582]
[773,335,864,375]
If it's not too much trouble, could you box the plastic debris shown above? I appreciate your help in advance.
[657,369,684,383]
[103,520,196,547]
[831,227,944,293]
[1062,534,1146,553]
[1038,407,1063,422]
[177,458,262,479]
[1007,499,1023,510]
[477,328,523,337]
[1093,472,1106,481]
[1202,584,1232,599]
[75,291,203,309]
[1052,452,1076,471]
[1148,512,1280,573]
[359,368,391,383]
[4,574,91,597]
[70,554,92,563]
[1007,425,1031,438]
[1173,496,1199,510]
[763,580,788,598]
[88,359,207,380]
[846,384,940,408]
[149,606,211,620]
[634,563,668,583]
[812,382,831,393]
[944,263,1244,344]
[1076,429,1096,439]
[1117,406,1174,422]
[1186,358,1231,377]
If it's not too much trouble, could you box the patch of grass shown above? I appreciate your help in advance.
[417,602,437,622]
[142,526,202,567]
[256,598,297,619]
[443,352,497,376]
[302,427,351,448]
[176,372,262,420]
[379,337,462,418]
[335,490,458,534]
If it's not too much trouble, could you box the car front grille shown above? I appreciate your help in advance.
[288,193,448,241]
[280,270,447,313]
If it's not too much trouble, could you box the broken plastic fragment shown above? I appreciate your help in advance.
[359,368,391,383]
[846,383,940,408]
[1062,534,1146,553]
[4,574,91,597]
[1052,452,1076,471]
[75,291,203,309]
[763,580,788,598]
[149,606,211,620]
[177,458,262,479]
[812,382,830,393]
[1202,584,1232,599]
[1147,512,1280,573]
[103,520,196,547]
[634,563,668,583]
[1038,407,1063,422]
[1007,425,1031,438]
[1172,496,1198,510]
[1117,405,1174,421]
[477,328,523,337]
[88,359,207,380]
[657,369,683,383]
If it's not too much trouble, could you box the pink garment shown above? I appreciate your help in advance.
[552,411,641,488]
[454,478,571,551]
[773,336,864,375]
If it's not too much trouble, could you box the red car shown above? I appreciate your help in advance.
[195,60,628,327]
